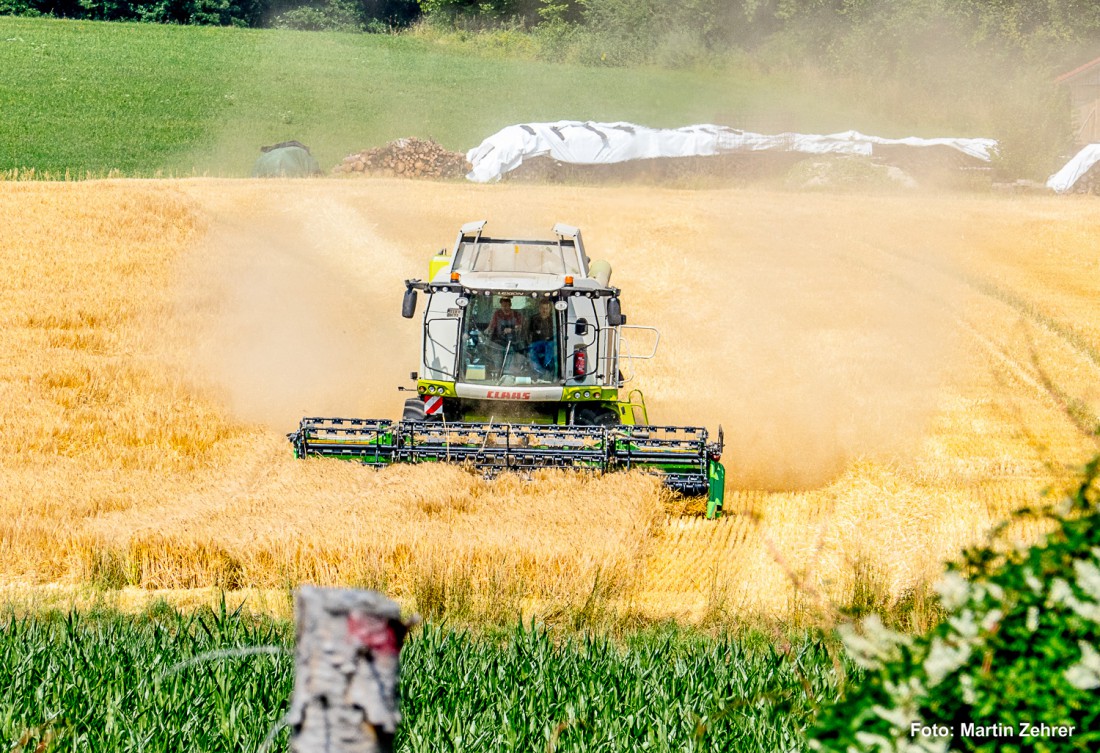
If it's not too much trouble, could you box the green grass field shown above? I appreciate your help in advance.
[1,16,930,177]
[1,604,843,752]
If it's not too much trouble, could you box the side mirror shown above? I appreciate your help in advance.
[607,297,623,326]
[575,317,589,336]
[401,288,418,319]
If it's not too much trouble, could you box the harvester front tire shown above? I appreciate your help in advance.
[402,398,426,421]
[576,407,619,427]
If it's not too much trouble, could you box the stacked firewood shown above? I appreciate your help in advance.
[333,138,470,179]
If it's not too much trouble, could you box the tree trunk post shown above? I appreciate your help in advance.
[288,586,410,753]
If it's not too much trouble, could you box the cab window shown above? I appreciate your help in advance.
[458,295,561,384]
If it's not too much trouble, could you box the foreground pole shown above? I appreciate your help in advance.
[288,587,410,753]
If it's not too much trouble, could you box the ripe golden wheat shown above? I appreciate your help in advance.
[2,178,1098,626]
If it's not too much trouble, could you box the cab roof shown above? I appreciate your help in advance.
[451,221,589,278]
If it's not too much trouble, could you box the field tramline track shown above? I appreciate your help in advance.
[830,237,1100,441]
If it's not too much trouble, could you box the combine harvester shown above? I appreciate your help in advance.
[288,222,726,517]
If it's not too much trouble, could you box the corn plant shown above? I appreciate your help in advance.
[1,601,842,752]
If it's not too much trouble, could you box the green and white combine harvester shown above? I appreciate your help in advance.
[289,221,727,517]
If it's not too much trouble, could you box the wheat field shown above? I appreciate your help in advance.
[1,178,1098,627]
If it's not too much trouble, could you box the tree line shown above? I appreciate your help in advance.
[2,0,1099,64]
[0,0,419,29]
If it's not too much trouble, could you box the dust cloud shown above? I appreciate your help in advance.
[689,199,965,490]
[558,189,969,492]
[171,180,967,492]
[353,182,968,492]
[173,184,419,429]
[378,183,971,492]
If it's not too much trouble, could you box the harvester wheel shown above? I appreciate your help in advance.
[576,407,619,427]
[402,397,426,421]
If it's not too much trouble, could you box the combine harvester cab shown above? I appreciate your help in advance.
[289,221,727,517]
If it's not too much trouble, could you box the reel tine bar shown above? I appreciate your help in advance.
[289,417,398,467]
[289,419,713,493]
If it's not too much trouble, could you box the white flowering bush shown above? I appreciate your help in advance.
[809,457,1100,752]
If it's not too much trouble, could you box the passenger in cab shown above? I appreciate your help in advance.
[526,298,557,378]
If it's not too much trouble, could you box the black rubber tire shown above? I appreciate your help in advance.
[575,406,620,427]
[402,397,426,421]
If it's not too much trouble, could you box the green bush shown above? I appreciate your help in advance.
[0,0,419,26]
[417,0,541,24]
[0,0,43,15]
[809,457,1100,751]
[273,0,364,31]
[73,0,267,24]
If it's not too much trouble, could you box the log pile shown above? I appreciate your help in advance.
[502,152,805,187]
[333,138,470,179]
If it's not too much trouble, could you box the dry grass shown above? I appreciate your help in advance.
[2,178,1098,628]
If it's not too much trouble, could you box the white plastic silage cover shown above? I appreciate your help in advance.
[1046,143,1100,193]
[464,121,999,182]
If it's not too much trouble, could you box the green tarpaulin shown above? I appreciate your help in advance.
[252,141,322,177]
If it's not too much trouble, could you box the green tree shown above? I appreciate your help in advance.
[418,0,541,24]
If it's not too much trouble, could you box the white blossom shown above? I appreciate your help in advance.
[1026,606,1040,632]
[838,623,887,670]
[854,731,896,751]
[1071,600,1100,622]
[934,571,970,610]
[871,704,911,728]
[1065,641,1100,690]
[970,583,988,604]
[924,636,972,686]
[883,675,927,703]
[1024,568,1043,595]
[1073,558,1100,602]
[947,609,980,639]
[958,673,977,705]
[1048,578,1073,606]
[980,609,1004,633]
[838,615,909,670]
[866,613,914,649]
[1049,576,1100,623]
[874,676,927,727]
